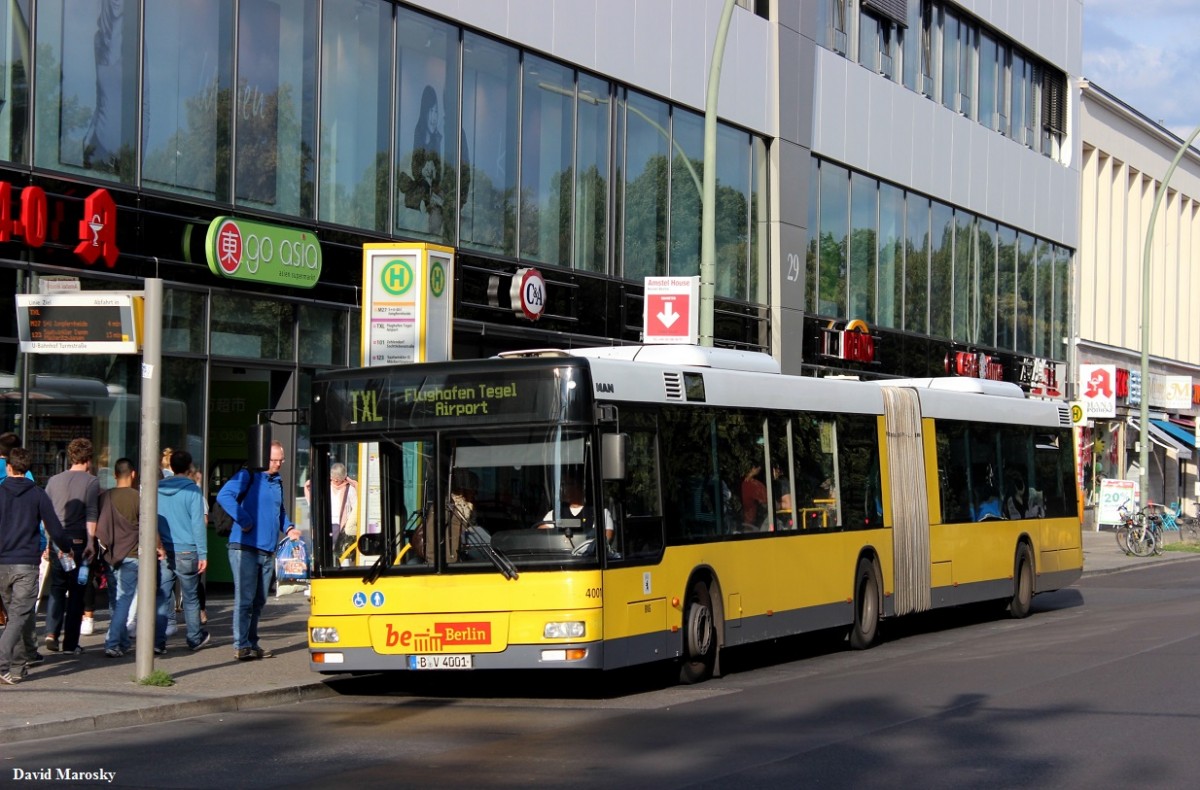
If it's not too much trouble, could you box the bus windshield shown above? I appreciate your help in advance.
[316,427,608,575]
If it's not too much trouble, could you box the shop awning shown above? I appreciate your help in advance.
[1128,418,1193,460]
[1152,419,1198,450]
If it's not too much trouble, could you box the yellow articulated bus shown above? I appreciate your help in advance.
[306,345,1081,683]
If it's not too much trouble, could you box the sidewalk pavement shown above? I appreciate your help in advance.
[2,531,1197,745]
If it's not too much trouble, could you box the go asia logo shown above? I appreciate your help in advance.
[205,216,322,289]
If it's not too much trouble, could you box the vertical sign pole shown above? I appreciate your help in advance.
[135,278,162,681]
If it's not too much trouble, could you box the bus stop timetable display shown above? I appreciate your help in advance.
[16,293,140,353]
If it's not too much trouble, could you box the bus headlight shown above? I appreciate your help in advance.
[311,627,340,643]
[543,621,585,639]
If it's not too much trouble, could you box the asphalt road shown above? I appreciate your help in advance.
[7,562,1200,789]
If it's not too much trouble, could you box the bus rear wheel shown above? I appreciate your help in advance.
[849,557,881,650]
[679,580,717,684]
[1008,544,1034,619]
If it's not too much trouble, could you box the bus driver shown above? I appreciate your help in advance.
[538,470,614,549]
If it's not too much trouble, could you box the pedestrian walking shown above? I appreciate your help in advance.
[217,440,299,661]
[0,447,70,684]
[43,438,101,655]
[94,458,146,658]
[157,450,210,652]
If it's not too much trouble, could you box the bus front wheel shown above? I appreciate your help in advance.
[679,580,717,684]
[1008,544,1034,619]
[848,557,881,650]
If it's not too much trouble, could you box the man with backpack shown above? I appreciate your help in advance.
[217,441,300,661]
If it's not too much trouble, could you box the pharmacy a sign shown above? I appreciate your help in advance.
[1079,364,1116,419]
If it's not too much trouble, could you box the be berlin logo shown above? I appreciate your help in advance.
[12,767,117,783]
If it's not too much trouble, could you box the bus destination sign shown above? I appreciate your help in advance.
[16,293,141,354]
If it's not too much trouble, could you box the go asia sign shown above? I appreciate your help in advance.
[205,216,322,289]
[0,183,120,267]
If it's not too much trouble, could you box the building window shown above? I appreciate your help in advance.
[142,0,234,200]
[831,0,850,55]
[714,124,753,300]
[211,293,294,361]
[574,73,611,274]
[460,32,519,256]
[0,0,30,165]
[235,0,318,219]
[620,89,670,281]
[1041,68,1067,159]
[317,0,391,231]
[816,162,849,316]
[520,55,575,265]
[904,194,930,334]
[877,182,904,329]
[669,108,704,278]
[978,31,999,131]
[849,172,876,321]
[394,7,462,245]
[929,200,953,339]
[34,0,140,183]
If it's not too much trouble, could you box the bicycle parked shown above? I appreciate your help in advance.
[1115,501,1158,557]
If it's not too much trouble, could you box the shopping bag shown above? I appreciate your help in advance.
[275,537,310,582]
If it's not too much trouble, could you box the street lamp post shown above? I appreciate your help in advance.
[1138,124,1200,501]
[699,0,737,347]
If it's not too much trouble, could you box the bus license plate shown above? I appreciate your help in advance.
[408,654,473,670]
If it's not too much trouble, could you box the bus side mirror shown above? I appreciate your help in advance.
[601,433,627,481]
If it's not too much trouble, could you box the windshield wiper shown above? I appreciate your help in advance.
[462,527,519,580]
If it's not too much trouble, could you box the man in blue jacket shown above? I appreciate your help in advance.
[217,440,299,661]
[0,448,69,684]
[157,450,209,653]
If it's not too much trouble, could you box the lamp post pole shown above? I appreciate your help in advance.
[699,0,737,347]
[1138,124,1200,501]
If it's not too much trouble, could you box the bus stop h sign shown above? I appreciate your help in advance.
[643,276,699,344]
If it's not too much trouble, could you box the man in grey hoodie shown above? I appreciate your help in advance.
[156,450,209,652]
[0,448,68,684]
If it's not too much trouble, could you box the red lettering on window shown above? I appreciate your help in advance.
[74,189,120,267]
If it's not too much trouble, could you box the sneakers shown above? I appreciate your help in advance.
[44,636,61,653]
[189,631,212,651]
[68,646,85,655]
[25,652,45,667]
[165,619,179,638]
[153,646,167,656]
[80,615,95,635]
[0,672,18,685]
[234,646,273,661]
[104,648,125,658]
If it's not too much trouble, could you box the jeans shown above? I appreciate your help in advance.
[228,545,274,650]
[104,558,140,652]
[157,550,204,649]
[0,564,37,674]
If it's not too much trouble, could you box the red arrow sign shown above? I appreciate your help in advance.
[646,293,689,338]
